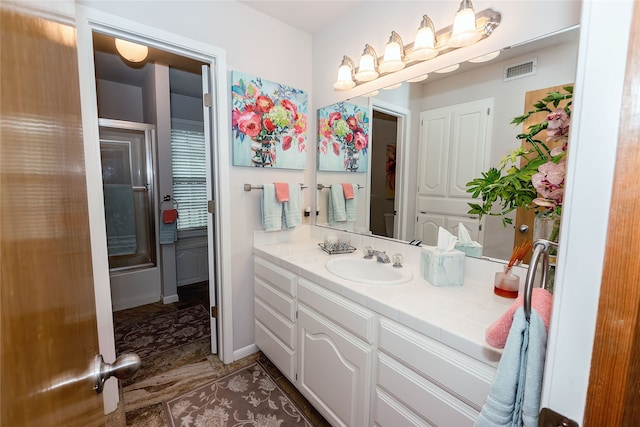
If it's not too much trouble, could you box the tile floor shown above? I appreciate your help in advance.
[106,283,329,426]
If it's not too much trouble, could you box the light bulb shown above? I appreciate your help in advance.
[355,44,379,82]
[333,56,355,90]
[379,31,406,74]
[448,0,482,48]
[409,15,438,61]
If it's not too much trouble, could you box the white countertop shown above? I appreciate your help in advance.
[253,228,525,367]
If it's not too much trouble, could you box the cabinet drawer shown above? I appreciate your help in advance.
[255,320,295,383]
[255,277,295,322]
[378,318,494,410]
[298,278,375,344]
[377,353,477,427]
[254,257,296,297]
[374,388,432,427]
[254,298,295,348]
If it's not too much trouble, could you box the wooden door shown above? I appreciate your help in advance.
[513,84,572,262]
[1,9,104,426]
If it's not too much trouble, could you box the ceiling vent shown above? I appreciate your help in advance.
[503,57,537,82]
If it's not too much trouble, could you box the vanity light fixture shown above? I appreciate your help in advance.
[332,6,501,91]
[379,31,406,74]
[406,74,429,83]
[354,44,379,82]
[434,64,460,73]
[409,15,438,61]
[448,0,483,48]
[333,55,356,90]
[468,50,501,63]
[115,38,149,63]
[382,82,403,90]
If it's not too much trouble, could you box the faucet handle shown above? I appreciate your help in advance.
[392,253,404,268]
[363,246,374,259]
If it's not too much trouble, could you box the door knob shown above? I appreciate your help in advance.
[518,224,529,234]
[94,352,141,393]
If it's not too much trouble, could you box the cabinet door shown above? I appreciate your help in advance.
[297,305,373,427]
[416,213,445,246]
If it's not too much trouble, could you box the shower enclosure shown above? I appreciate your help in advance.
[99,119,157,272]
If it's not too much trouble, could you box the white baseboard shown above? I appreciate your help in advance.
[163,294,179,304]
[233,343,259,362]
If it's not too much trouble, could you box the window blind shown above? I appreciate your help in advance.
[171,128,207,230]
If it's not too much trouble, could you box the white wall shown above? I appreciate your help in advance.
[81,0,314,356]
[96,79,143,121]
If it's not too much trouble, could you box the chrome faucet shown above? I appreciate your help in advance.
[371,250,391,263]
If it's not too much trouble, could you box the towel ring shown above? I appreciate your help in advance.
[523,239,557,320]
[161,195,178,210]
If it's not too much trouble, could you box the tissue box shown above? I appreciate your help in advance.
[420,246,465,287]
[454,242,483,258]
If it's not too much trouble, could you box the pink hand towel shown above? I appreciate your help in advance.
[274,182,289,203]
[486,287,553,349]
[341,183,354,200]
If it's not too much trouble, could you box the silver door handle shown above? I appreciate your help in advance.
[94,352,141,393]
[519,224,529,234]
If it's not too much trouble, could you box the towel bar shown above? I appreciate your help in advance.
[316,184,365,190]
[244,183,307,191]
[523,239,557,320]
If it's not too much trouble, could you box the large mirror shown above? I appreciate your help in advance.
[315,26,579,261]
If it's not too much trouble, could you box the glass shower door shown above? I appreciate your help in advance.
[99,120,156,271]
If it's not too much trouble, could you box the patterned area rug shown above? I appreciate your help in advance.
[163,363,313,427]
[114,305,210,359]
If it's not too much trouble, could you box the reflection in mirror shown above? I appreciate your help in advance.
[315,27,580,262]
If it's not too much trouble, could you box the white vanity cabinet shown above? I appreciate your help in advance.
[253,257,297,382]
[296,278,375,427]
[374,318,495,426]
[253,253,496,426]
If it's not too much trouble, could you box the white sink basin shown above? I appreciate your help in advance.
[325,257,413,285]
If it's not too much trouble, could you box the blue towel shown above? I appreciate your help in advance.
[283,184,302,228]
[345,186,358,222]
[103,184,137,256]
[328,184,347,224]
[475,307,547,427]
[261,184,283,231]
[159,220,177,244]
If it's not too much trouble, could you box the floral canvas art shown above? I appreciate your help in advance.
[317,102,369,173]
[231,71,307,169]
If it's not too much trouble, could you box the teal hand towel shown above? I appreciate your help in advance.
[345,186,358,222]
[159,220,177,244]
[261,184,283,231]
[475,306,547,427]
[328,184,347,224]
[283,184,302,228]
[103,184,137,256]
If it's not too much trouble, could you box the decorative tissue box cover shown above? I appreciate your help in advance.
[420,246,465,287]
[454,242,483,258]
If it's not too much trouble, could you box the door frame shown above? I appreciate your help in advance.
[74,5,233,412]
[370,99,411,241]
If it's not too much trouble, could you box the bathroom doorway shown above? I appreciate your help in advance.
[91,31,218,358]
[370,110,398,238]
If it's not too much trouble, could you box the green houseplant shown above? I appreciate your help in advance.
[466,86,573,227]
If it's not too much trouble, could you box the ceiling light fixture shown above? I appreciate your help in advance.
[468,50,501,63]
[379,31,406,74]
[448,0,482,48]
[409,15,438,61]
[333,56,356,90]
[435,64,460,73]
[115,38,149,63]
[354,44,379,82]
[406,74,429,83]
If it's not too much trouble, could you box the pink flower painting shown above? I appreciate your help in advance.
[231,71,307,169]
[317,102,369,173]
